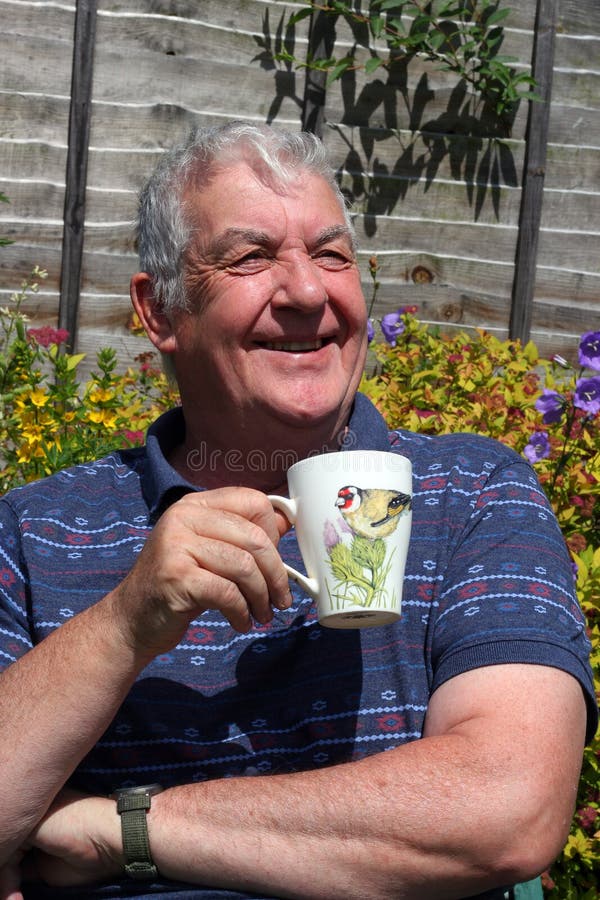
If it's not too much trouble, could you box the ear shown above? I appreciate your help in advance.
[130,272,177,353]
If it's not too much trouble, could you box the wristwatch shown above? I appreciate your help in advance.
[111,783,164,880]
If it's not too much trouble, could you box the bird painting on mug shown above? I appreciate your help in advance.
[335,486,412,539]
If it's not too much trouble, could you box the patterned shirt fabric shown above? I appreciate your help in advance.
[0,393,596,900]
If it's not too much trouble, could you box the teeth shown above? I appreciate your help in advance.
[264,339,323,352]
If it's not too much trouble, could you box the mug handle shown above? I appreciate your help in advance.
[267,494,319,600]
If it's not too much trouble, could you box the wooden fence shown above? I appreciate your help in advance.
[1,0,598,373]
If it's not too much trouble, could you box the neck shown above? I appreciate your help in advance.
[169,414,350,493]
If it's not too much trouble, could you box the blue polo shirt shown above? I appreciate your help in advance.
[0,394,596,899]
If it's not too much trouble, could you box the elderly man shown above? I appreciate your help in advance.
[0,122,596,900]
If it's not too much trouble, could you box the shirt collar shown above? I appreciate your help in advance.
[142,407,195,522]
[141,393,390,519]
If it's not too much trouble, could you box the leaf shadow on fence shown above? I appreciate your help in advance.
[252,8,304,125]
[252,9,520,238]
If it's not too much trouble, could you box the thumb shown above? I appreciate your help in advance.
[273,507,293,539]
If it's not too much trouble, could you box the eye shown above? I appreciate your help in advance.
[313,247,353,270]
[228,249,271,272]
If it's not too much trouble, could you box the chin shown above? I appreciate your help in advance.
[266,388,351,433]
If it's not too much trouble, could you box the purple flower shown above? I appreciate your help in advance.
[367,319,375,344]
[323,520,341,552]
[337,514,354,536]
[523,432,551,463]
[574,376,600,415]
[535,389,565,424]
[578,331,600,372]
[381,310,405,347]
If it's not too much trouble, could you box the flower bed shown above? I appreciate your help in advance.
[361,307,599,897]
[1,270,598,895]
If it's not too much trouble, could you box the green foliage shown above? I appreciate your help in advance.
[272,0,537,120]
[328,534,393,609]
[0,192,13,247]
[361,305,600,896]
[2,266,597,893]
[0,268,179,493]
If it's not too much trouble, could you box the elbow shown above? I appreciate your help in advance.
[485,803,574,887]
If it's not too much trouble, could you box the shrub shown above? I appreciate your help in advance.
[0,268,178,493]
[2,269,598,895]
[361,305,600,897]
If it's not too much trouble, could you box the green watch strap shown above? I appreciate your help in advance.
[114,785,162,880]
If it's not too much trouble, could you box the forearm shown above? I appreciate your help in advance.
[0,488,292,867]
[147,737,532,900]
[22,668,585,898]
[146,667,586,900]
[0,591,147,863]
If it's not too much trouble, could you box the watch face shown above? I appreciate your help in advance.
[114,783,163,798]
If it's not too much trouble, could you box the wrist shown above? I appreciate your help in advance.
[111,784,164,880]
[101,797,127,874]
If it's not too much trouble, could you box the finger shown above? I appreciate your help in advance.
[273,507,293,538]
[169,497,293,613]
[167,516,291,624]
[0,860,24,900]
[172,566,259,633]
[183,487,285,545]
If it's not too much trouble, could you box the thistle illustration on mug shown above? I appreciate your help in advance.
[323,486,412,611]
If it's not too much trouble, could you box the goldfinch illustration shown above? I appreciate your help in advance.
[336,485,412,539]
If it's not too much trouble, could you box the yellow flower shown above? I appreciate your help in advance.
[17,443,45,463]
[21,424,44,445]
[87,409,118,429]
[29,389,50,408]
[88,387,115,404]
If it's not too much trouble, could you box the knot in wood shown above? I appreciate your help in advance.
[411,265,434,284]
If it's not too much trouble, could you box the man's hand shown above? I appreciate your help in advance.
[0,486,292,872]
[20,790,122,892]
[109,487,293,660]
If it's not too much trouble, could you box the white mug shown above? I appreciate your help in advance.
[269,450,412,628]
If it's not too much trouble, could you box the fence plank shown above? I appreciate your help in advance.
[509,0,558,343]
[58,0,98,350]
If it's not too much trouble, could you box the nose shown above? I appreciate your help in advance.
[270,253,328,311]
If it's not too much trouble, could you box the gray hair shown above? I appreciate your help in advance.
[136,121,353,313]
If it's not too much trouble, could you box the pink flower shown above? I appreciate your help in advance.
[123,430,145,445]
[27,326,70,348]
[576,806,598,833]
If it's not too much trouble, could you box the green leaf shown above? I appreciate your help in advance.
[370,15,385,39]
[326,55,354,83]
[365,55,384,74]
[427,29,448,51]
[375,0,409,10]
[287,7,314,26]
[485,7,511,26]
[65,353,86,371]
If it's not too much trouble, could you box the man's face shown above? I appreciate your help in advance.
[169,162,368,439]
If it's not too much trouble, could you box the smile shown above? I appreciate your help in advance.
[261,339,325,352]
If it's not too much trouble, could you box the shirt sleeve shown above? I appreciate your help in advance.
[428,447,598,743]
[0,497,33,671]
